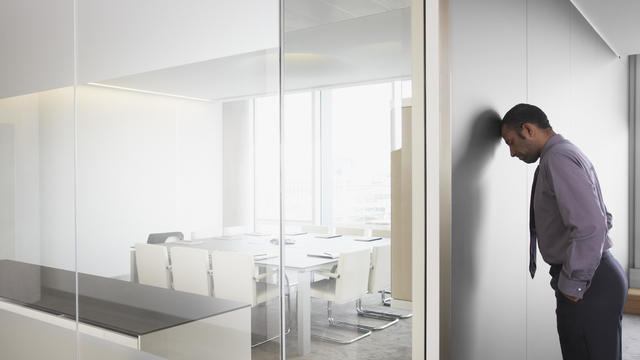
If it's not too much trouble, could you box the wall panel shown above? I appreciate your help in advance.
[450,0,628,359]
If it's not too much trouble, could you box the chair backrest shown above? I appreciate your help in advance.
[334,249,371,303]
[170,247,211,296]
[135,243,171,289]
[301,224,329,234]
[334,227,365,236]
[191,228,221,240]
[147,232,184,244]
[371,229,391,238]
[211,251,256,306]
[368,244,391,293]
[222,225,247,236]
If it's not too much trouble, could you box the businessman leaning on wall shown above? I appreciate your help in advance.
[500,103,628,360]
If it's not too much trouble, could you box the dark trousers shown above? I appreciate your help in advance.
[551,251,628,360]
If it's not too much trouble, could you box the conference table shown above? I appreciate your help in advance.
[130,232,390,356]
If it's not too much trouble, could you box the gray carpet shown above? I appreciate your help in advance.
[251,293,412,360]
[250,298,640,359]
[624,314,640,360]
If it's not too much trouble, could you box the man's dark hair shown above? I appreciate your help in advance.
[501,104,552,136]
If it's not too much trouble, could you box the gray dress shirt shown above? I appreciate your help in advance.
[534,134,612,299]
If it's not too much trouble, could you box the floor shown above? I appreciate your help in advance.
[250,299,640,360]
[251,292,412,360]
[624,314,640,360]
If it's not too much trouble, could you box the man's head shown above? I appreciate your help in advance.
[501,103,554,163]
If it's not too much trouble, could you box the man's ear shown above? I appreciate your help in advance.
[522,123,536,138]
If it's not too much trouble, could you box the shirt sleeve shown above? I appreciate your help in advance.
[545,152,607,300]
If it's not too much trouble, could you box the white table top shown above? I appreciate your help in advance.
[163,233,390,272]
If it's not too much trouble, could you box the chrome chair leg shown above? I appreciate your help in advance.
[311,301,371,344]
[361,293,413,319]
[354,299,399,330]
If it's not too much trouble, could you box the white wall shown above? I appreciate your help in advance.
[0,86,224,276]
[222,100,254,230]
[0,124,15,260]
[0,94,42,264]
[76,86,223,276]
[450,0,628,359]
[38,88,76,271]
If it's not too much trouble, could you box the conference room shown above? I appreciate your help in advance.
[0,1,420,359]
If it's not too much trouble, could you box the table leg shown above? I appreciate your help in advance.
[130,249,137,283]
[296,271,311,356]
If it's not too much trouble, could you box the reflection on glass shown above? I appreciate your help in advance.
[283,0,413,358]
[76,1,281,359]
[0,2,76,355]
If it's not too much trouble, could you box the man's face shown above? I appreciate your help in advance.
[501,125,540,164]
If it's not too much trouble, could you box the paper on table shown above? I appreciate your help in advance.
[315,234,342,239]
[253,254,278,260]
[353,237,383,242]
[307,252,339,259]
[285,231,307,236]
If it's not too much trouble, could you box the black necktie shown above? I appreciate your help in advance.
[529,166,540,279]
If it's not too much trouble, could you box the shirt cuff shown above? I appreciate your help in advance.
[558,272,589,300]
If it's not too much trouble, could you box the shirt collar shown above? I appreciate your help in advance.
[540,134,564,159]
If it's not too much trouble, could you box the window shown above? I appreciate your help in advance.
[253,81,405,227]
[324,83,393,226]
[254,95,280,221]
[254,92,314,223]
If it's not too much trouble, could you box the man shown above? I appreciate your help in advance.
[501,103,627,360]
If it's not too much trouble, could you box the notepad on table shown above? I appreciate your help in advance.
[307,252,339,259]
[315,234,342,239]
[245,232,269,236]
[285,231,307,236]
[253,254,278,261]
[353,237,383,242]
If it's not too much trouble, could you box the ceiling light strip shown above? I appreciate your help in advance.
[87,82,212,102]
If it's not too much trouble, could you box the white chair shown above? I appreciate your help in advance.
[211,251,291,347]
[355,245,409,330]
[222,225,247,236]
[191,228,221,240]
[135,243,171,289]
[301,224,329,234]
[371,229,391,238]
[310,249,372,343]
[170,247,212,296]
[334,227,366,236]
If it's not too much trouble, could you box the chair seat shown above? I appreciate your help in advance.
[256,282,280,305]
[310,278,337,302]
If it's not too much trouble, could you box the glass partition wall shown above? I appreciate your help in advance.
[75,1,282,360]
[281,1,413,359]
[0,1,415,359]
[0,0,78,357]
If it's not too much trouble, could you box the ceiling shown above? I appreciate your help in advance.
[570,0,640,56]
[97,5,411,101]
[284,0,409,32]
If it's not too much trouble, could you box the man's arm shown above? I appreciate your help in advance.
[546,152,608,300]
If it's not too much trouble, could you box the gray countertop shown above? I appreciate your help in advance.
[0,259,249,337]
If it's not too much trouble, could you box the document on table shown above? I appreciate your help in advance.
[315,234,342,239]
[307,252,339,259]
[353,237,383,242]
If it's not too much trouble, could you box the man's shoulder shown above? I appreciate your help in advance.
[543,139,590,169]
